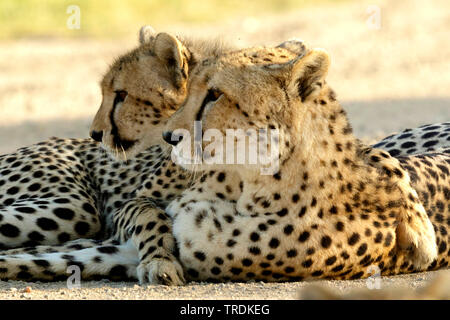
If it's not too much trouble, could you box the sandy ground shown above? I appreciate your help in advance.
[0,0,448,299]
[0,270,447,300]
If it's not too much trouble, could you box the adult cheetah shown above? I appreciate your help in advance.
[161,45,449,282]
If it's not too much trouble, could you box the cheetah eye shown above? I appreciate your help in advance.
[114,90,128,102]
[196,88,223,121]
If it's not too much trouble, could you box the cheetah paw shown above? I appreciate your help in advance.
[396,217,437,270]
[137,258,185,286]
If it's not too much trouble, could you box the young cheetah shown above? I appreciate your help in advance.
[162,44,449,282]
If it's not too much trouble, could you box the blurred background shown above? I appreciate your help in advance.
[0,0,448,154]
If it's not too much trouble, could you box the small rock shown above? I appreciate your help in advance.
[24,286,32,293]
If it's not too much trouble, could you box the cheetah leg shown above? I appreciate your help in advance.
[360,147,437,269]
[0,197,101,249]
[112,198,185,285]
[167,198,296,282]
[0,239,138,281]
[167,194,439,281]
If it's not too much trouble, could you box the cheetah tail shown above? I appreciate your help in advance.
[0,240,139,282]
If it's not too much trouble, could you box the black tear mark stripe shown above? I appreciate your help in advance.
[109,93,137,150]
[196,89,218,121]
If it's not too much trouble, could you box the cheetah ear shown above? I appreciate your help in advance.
[276,38,308,56]
[154,32,189,90]
[139,25,156,44]
[288,48,330,102]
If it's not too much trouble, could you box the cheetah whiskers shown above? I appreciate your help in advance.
[187,162,202,187]
[114,146,120,161]
[120,144,128,163]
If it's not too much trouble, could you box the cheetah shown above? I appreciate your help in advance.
[161,44,449,282]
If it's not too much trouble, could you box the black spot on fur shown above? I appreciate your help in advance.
[53,208,75,220]
[36,218,58,231]
[74,221,90,236]
[98,246,119,254]
[348,233,360,246]
[321,236,332,248]
[194,251,206,261]
[33,259,50,268]
[0,224,20,237]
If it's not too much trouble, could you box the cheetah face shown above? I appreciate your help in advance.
[164,45,331,176]
[90,30,190,160]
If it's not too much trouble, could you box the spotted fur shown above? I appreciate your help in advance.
[374,122,450,156]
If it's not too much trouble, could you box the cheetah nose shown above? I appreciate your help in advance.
[90,130,103,142]
[163,131,182,146]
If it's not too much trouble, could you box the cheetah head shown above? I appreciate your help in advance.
[90,26,194,160]
[163,44,335,177]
